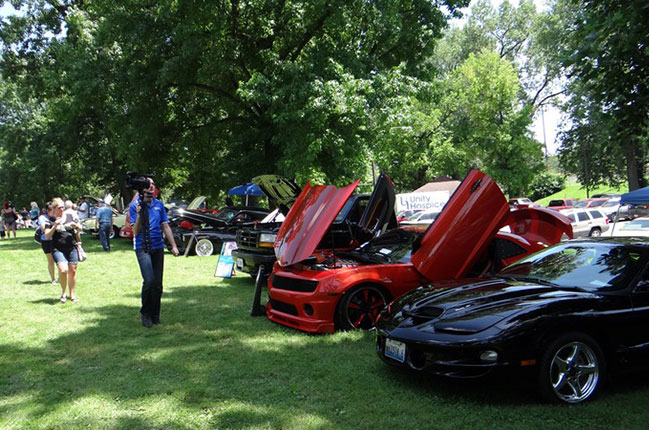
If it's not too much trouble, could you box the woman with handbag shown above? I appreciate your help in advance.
[44,198,83,303]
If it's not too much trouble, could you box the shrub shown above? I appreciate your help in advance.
[528,172,566,201]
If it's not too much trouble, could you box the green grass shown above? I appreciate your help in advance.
[535,181,628,206]
[2,230,649,429]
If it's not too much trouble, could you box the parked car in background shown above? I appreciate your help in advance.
[560,208,609,237]
[399,209,440,226]
[508,198,541,209]
[376,239,649,404]
[573,198,608,209]
[232,175,301,278]
[591,193,620,199]
[607,217,649,237]
[168,205,269,256]
[600,197,633,221]
[547,198,580,211]
[397,209,422,223]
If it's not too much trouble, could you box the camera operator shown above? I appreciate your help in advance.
[129,177,179,328]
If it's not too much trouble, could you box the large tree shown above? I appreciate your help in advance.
[558,0,649,190]
[0,0,469,204]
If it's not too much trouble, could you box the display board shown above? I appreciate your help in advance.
[214,241,238,278]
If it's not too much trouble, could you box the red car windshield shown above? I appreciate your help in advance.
[354,229,421,264]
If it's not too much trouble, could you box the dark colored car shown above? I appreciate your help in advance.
[168,205,269,256]
[376,238,649,404]
[232,175,302,278]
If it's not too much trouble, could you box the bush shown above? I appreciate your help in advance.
[528,172,566,201]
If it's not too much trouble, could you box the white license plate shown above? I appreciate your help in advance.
[236,258,244,269]
[385,338,406,363]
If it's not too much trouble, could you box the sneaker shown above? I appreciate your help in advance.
[51,280,58,285]
[141,314,153,328]
[60,296,67,303]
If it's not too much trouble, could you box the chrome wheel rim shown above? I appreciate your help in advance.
[195,239,213,257]
[549,341,599,403]
[345,287,386,330]
[590,229,601,237]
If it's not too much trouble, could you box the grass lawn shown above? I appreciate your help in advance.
[535,182,629,206]
[2,230,649,429]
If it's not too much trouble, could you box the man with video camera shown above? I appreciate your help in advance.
[127,173,179,328]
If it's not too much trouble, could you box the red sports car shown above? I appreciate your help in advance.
[266,171,573,333]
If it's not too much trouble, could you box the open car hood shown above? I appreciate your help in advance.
[502,207,574,244]
[358,172,397,236]
[411,170,510,281]
[252,175,302,212]
[275,181,360,266]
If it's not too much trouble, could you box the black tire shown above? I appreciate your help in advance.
[195,238,214,257]
[588,227,601,237]
[538,332,606,404]
[335,285,389,331]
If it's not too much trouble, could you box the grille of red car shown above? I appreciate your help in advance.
[271,275,319,293]
[269,298,299,316]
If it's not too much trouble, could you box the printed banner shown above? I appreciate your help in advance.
[396,191,450,213]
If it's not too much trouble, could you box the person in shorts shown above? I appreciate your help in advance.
[38,204,57,284]
[2,201,18,239]
[44,198,82,303]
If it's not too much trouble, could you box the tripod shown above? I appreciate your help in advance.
[138,191,153,253]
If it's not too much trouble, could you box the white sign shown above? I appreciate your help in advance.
[396,191,450,213]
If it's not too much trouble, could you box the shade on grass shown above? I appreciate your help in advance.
[1,230,648,429]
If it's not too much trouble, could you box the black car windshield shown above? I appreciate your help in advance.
[499,243,647,292]
[356,229,421,263]
[215,208,238,221]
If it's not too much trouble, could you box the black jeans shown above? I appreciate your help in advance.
[135,248,164,321]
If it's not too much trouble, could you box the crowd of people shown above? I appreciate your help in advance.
[4,181,180,327]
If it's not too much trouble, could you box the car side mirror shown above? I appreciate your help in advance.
[636,280,649,292]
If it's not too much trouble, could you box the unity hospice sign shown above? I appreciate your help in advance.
[396,191,450,213]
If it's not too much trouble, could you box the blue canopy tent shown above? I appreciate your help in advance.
[620,187,649,205]
[227,183,264,206]
[609,187,649,234]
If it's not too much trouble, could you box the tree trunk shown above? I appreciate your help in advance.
[624,140,641,191]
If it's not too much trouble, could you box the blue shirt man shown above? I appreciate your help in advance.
[128,198,168,250]
[95,201,114,251]
[128,179,179,328]
[95,205,113,225]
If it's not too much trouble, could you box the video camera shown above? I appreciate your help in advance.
[125,172,154,193]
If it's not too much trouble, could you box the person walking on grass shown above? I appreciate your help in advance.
[95,199,113,251]
[44,198,82,303]
[38,204,57,284]
[129,178,179,327]
[2,201,18,239]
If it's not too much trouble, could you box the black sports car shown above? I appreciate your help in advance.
[376,238,649,404]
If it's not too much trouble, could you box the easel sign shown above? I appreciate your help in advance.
[214,241,238,278]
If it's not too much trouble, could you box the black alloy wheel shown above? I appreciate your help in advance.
[336,285,389,330]
[538,332,606,404]
[588,227,602,237]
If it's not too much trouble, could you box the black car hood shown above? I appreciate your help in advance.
[174,209,226,228]
[390,278,598,334]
